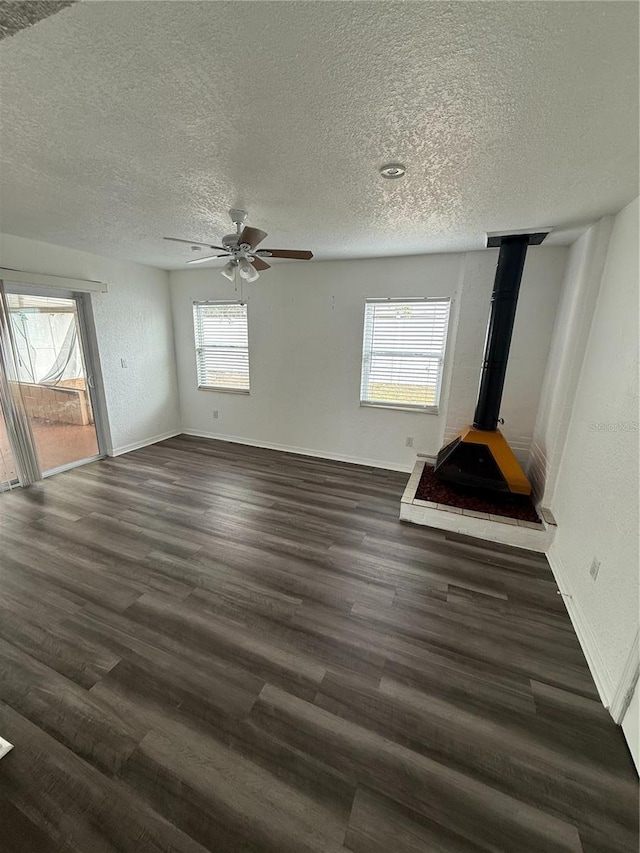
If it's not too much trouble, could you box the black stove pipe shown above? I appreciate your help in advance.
[472,236,529,431]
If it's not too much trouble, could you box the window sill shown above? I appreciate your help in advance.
[197,386,250,395]
[360,402,439,415]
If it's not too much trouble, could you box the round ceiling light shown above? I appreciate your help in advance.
[379,163,406,179]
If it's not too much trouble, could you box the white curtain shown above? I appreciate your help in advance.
[0,280,41,489]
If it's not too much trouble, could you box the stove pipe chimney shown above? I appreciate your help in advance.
[434,229,551,495]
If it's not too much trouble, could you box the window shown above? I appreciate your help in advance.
[193,301,250,392]
[360,297,450,411]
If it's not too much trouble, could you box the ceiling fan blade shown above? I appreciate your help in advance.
[164,237,226,250]
[251,257,271,271]
[261,250,313,260]
[239,227,268,249]
[186,254,230,265]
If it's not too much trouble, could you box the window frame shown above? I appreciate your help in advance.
[192,300,250,394]
[359,296,451,414]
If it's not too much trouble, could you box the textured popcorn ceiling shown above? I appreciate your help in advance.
[0,0,74,40]
[0,1,638,269]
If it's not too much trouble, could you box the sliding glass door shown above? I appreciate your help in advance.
[4,289,102,475]
[0,406,18,487]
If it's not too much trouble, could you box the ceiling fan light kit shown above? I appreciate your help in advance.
[220,261,237,281]
[164,210,313,281]
[238,258,259,282]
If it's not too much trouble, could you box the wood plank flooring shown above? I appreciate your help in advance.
[0,435,637,853]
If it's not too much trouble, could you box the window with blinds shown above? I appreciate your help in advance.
[360,297,450,411]
[193,301,250,392]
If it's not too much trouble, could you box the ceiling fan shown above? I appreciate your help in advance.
[164,209,313,282]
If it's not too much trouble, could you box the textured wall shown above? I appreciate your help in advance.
[530,217,614,502]
[0,232,181,453]
[170,248,566,472]
[172,253,462,472]
[546,198,639,742]
[443,247,567,467]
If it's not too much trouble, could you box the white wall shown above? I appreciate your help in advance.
[444,248,566,465]
[540,198,639,767]
[170,248,566,472]
[0,232,181,454]
[529,216,614,502]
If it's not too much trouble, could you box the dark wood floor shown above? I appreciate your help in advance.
[0,435,637,853]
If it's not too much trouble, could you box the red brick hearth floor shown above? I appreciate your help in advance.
[415,464,541,524]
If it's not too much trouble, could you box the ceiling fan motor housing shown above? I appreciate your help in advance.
[222,234,239,250]
[164,208,313,271]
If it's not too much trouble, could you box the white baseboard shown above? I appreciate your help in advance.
[548,546,640,772]
[182,429,413,473]
[109,429,182,457]
[610,629,640,724]
[546,544,615,709]
[416,453,437,465]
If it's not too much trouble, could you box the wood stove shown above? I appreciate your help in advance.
[434,229,550,495]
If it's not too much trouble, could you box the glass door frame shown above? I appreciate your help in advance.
[4,283,109,477]
[0,406,19,489]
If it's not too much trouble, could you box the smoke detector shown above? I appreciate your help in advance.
[379,163,406,179]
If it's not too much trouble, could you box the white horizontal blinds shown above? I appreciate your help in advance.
[360,298,450,409]
[193,301,250,391]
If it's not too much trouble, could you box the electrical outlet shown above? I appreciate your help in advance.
[213,410,219,420]
[406,437,414,448]
[589,558,601,581]
[120,358,128,369]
